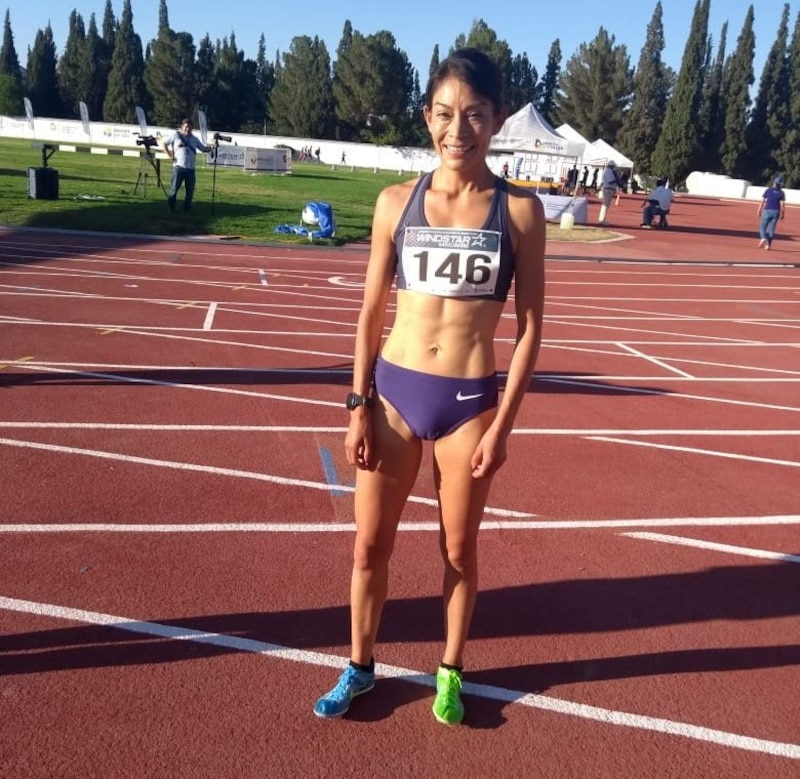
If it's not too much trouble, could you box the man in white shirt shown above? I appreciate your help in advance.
[161,118,212,212]
[641,179,673,228]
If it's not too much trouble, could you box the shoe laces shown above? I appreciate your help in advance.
[438,668,463,705]
[330,666,362,701]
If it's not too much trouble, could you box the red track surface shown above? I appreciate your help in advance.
[1,195,798,778]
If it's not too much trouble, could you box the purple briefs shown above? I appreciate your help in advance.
[374,357,498,441]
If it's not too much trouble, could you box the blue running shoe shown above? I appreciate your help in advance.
[313,664,375,718]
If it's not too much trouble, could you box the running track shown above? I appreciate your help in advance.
[0,196,798,778]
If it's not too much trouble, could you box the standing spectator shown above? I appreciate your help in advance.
[757,175,786,250]
[160,118,212,212]
[341,151,347,164]
[580,166,589,193]
[590,167,599,194]
[501,160,510,179]
[598,160,620,225]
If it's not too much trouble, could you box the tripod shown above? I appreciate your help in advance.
[133,147,166,197]
[211,137,220,214]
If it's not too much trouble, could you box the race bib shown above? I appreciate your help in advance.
[399,227,501,297]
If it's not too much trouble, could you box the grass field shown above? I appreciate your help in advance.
[0,138,611,245]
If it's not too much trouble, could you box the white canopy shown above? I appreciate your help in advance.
[555,122,593,150]
[586,138,634,169]
[491,103,585,159]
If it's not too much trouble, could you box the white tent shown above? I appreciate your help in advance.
[491,103,585,158]
[555,122,593,151]
[586,138,634,170]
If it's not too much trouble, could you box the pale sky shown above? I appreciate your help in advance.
[4,0,792,89]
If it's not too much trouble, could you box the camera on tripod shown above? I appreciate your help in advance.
[135,133,158,149]
[214,132,232,143]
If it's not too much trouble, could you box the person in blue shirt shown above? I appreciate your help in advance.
[160,118,212,212]
[757,175,786,250]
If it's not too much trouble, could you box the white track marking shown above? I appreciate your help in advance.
[589,436,800,468]
[8,364,344,406]
[0,438,531,518]
[1,596,798,759]
[542,377,800,412]
[2,422,800,436]
[1,517,798,533]
[615,342,695,378]
[623,532,800,564]
[202,302,217,331]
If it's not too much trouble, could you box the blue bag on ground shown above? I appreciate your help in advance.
[275,201,336,240]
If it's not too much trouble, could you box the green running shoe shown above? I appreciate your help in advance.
[432,666,464,725]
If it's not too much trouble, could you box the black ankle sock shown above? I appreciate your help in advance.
[439,662,463,673]
[350,657,374,674]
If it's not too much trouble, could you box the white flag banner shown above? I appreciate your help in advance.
[23,97,34,129]
[79,101,90,135]
[135,106,148,136]
[198,110,208,145]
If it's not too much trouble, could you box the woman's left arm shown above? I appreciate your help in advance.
[470,189,545,478]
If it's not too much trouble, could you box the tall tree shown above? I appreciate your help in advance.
[719,5,755,176]
[144,0,196,126]
[618,2,671,174]
[247,33,274,134]
[697,22,728,173]
[779,9,800,185]
[208,33,252,131]
[555,27,633,145]
[269,35,334,139]
[745,3,790,182]
[507,53,538,114]
[58,10,86,117]
[25,24,62,118]
[651,0,710,184]
[193,34,215,119]
[333,29,412,143]
[537,39,561,124]
[79,15,106,123]
[103,0,147,124]
[0,10,21,78]
[453,19,513,110]
[0,9,23,114]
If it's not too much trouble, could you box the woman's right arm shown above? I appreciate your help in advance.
[345,186,404,469]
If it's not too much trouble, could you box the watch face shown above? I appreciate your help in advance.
[346,392,371,410]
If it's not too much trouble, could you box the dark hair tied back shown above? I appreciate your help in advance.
[425,48,504,115]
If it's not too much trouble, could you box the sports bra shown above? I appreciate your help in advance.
[393,171,515,302]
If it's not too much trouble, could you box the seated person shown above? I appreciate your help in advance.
[641,178,673,227]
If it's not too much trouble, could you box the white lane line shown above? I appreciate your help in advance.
[623,532,800,564]
[259,269,268,286]
[542,378,800,413]
[1,596,797,759]
[0,438,531,518]
[3,422,800,436]
[589,436,800,468]
[202,302,217,331]
[1,516,798,533]
[615,342,695,378]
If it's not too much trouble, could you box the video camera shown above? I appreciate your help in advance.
[135,133,158,149]
[213,132,232,143]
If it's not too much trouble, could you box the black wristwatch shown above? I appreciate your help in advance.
[346,392,373,410]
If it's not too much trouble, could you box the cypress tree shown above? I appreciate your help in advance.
[25,24,62,118]
[719,5,755,177]
[427,44,440,82]
[618,1,670,174]
[508,53,538,115]
[555,27,633,145]
[745,4,790,182]
[697,22,727,173]
[779,10,800,185]
[80,16,105,123]
[537,39,561,124]
[144,0,196,126]
[651,0,710,185]
[103,0,147,124]
[0,10,21,78]
[269,35,333,139]
[59,10,86,118]
[194,35,215,120]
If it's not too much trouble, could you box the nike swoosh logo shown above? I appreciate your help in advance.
[456,391,484,401]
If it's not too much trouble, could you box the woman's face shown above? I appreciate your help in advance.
[423,76,504,172]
